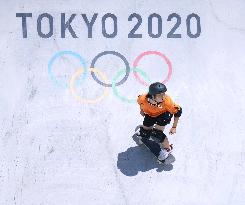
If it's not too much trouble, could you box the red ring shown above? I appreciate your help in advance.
[132,51,172,86]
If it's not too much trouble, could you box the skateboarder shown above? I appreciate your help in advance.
[137,82,182,160]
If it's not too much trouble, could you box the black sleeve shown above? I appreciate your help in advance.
[174,107,182,117]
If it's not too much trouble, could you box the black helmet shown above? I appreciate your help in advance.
[148,82,167,95]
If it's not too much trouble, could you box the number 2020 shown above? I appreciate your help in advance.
[128,13,201,38]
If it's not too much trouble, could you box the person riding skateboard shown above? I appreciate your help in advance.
[137,82,182,160]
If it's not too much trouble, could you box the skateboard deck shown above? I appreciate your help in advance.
[140,137,165,164]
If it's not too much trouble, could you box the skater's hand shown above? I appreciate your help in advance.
[169,127,176,135]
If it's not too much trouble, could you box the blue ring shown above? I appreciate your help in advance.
[48,51,88,89]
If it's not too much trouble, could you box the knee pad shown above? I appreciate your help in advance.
[174,107,182,117]
[151,128,166,143]
[139,127,151,139]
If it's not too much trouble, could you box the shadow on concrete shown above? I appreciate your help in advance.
[117,133,175,176]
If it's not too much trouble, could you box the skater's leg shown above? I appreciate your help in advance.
[151,129,172,160]
[152,124,166,143]
[138,114,156,139]
[142,114,156,133]
[162,136,172,151]
[142,125,154,130]
[154,124,165,131]
[154,125,169,148]
[153,127,172,151]
[138,126,152,140]
[153,112,174,150]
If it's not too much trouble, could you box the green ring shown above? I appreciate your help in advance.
[112,67,151,104]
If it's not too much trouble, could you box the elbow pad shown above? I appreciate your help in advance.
[174,107,182,117]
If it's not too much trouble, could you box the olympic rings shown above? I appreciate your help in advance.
[69,67,109,104]
[48,51,88,88]
[112,67,151,104]
[48,50,173,104]
[90,51,130,87]
[132,50,172,86]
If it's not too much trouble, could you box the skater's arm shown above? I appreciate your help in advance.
[172,107,182,129]
[170,107,182,134]
[172,116,179,128]
[169,117,179,135]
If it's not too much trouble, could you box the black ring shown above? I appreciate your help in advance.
[90,51,130,87]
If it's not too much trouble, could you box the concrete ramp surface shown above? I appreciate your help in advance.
[1,0,245,204]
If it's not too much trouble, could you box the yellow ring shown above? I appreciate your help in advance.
[69,68,109,104]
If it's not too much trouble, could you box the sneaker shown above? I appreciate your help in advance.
[158,144,173,161]
[158,149,169,161]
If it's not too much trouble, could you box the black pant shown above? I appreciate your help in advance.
[143,112,173,127]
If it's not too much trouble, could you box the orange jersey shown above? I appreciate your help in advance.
[137,93,181,117]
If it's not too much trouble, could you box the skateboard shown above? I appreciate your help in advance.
[134,125,175,164]
[140,137,166,164]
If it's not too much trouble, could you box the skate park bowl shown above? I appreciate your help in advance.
[1,0,245,204]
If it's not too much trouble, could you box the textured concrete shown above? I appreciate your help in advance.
[1,0,245,204]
